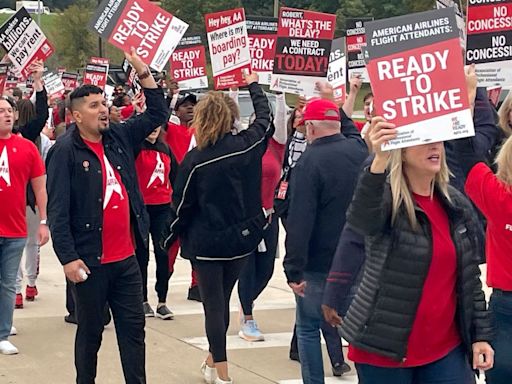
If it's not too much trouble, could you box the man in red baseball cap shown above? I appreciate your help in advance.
[283,83,368,383]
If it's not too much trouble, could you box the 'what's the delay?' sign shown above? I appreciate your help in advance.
[365,8,474,150]
[89,0,188,72]
[271,8,336,95]
[466,0,512,87]
[0,7,54,79]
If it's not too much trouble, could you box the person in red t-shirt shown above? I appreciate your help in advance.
[340,111,494,383]
[46,48,168,382]
[164,90,201,301]
[455,125,512,382]
[134,126,178,320]
[0,97,49,355]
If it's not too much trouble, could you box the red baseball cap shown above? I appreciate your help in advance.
[300,98,340,125]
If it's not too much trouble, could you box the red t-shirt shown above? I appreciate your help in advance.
[465,163,512,290]
[135,148,172,205]
[261,138,285,210]
[0,134,45,237]
[84,139,134,264]
[349,193,461,367]
[165,122,194,163]
[354,120,366,132]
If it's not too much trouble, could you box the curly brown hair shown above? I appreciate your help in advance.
[192,92,234,149]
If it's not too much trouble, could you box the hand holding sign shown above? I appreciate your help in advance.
[316,81,334,101]
[369,116,397,170]
[30,59,44,90]
[243,70,259,85]
[349,74,362,94]
[465,64,478,109]
[125,47,157,89]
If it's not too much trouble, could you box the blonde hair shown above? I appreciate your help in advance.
[388,147,451,229]
[496,135,512,187]
[498,92,512,138]
[192,92,234,150]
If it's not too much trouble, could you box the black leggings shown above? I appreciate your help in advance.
[135,204,172,303]
[194,258,247,363]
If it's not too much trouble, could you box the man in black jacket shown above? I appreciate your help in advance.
[46,48,168,384]
[283,94,368,384]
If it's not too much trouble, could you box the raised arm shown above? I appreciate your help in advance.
[114,48,168,147]
[273,93,288,144]
[238,72,273,144]
[19,60,48,142]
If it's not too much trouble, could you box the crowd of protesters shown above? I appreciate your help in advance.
[0,45,511,384]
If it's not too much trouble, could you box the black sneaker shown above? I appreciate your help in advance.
[156,305,174,320]
[332,362,351,377]
[187,285,202,302]
[143,302,155,317]
[64,313,77,324]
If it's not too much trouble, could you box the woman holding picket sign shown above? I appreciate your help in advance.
[339,67,494,383]
[161,71,272,384]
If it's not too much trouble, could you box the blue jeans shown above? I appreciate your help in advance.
[295,272,329,384]
[0,237,27,341]
[356,345,475,384]
[486,289,512,384]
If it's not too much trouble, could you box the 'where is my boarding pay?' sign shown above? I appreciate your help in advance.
[0,7,54,79]
[365,8,474,151]
[205,8,251,90]
[89,0,188,72]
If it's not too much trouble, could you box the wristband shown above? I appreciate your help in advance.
[40,219,48,225]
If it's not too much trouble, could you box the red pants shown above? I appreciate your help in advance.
[168,240,198,287]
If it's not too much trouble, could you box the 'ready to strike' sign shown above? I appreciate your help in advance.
[0,7,54,80]
[61,72,79,92]
[466,0,512,88]
[170,35,208,90]
[83,63,109,89]
[205,8,251,90]
[271,7,336,96]
[246,15,278,85]
[89,0,188,72]
[365,7,474,150]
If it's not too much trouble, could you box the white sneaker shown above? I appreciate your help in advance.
[0,340,19,355]
[10,326,17,336]
[215,378,233,384]
[200,361,216,384]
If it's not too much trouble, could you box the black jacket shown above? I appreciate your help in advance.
[14,89,49,211]
[162,82,273,261]
[46,87,168,267]
[341,168,494,362]
[283,119,368,283]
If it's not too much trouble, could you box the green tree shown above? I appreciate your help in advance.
[53,0,96,69]
[336,0,369,34]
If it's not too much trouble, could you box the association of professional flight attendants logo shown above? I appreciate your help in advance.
[103,155,124,209]
[0,146,11,188]
[146,152,165,188]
